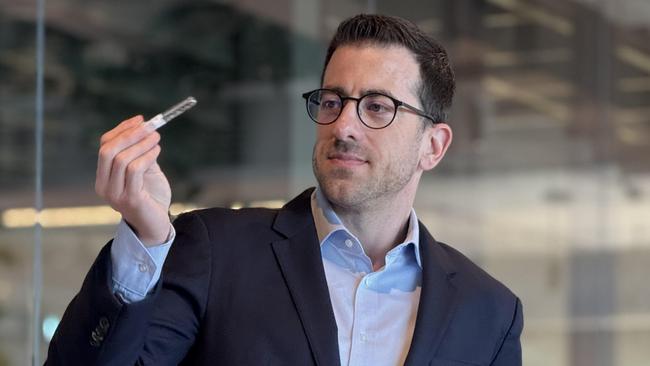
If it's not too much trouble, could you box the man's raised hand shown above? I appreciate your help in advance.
[95,115,172,246]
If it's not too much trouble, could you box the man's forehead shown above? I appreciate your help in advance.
[322,44,421,99]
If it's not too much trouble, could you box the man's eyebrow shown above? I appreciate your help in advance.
[322,85,347,95]
[360,88,396,99]
[322,86,397,99]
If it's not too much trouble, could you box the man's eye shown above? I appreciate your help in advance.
[322,99,341,109]
[365,102,390,114]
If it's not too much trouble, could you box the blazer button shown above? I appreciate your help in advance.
[90,330,104,347]
[98,317,110,332]
[89,317,110,347]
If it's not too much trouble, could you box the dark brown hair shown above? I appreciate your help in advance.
[323,14,455,124]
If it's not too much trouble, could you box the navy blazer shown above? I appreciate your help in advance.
[46,188,523,365]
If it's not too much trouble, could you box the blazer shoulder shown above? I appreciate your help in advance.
[174,206,282,240]
[186,206,280,223]
[436,240,519,304]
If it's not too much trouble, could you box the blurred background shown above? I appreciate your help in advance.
[1,0,649,365]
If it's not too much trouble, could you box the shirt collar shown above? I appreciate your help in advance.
[310,188,422,268]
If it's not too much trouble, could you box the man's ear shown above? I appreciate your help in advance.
[419,123,452,171]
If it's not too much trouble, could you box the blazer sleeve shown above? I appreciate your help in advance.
[490,297,524,366]
[45,212,212,366]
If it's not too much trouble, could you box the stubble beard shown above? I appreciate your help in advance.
[312,138,421,211]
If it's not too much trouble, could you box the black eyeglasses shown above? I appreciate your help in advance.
[302,88,437,129]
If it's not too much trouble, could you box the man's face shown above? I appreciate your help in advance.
[312,44,434,210]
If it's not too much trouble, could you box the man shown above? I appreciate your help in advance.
[47,14,522,366]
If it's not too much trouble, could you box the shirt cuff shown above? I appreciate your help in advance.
[110,219,175,303]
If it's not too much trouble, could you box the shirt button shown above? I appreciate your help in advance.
[344,239,353,248]
[138,263,149,273]
[360,333,368,342]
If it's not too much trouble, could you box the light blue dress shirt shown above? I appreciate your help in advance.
[111,188,422,365]
[311,189,422,366]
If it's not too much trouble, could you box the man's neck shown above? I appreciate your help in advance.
[332,190,415,271]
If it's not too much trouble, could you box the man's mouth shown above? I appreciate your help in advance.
[327,153,368,166]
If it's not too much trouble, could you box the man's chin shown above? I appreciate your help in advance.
[318,179,367,209]
[314,160,367,207]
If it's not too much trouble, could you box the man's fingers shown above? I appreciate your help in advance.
[100,115,144,145]
[96,115,146,195]
[124,145,162,200]
[96,122,157,196]
[102,132,161,204]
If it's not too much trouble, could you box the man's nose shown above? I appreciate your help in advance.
[331,100,362,139]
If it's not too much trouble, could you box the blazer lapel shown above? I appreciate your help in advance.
[270,189,340,366]
[404,225,460,366]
